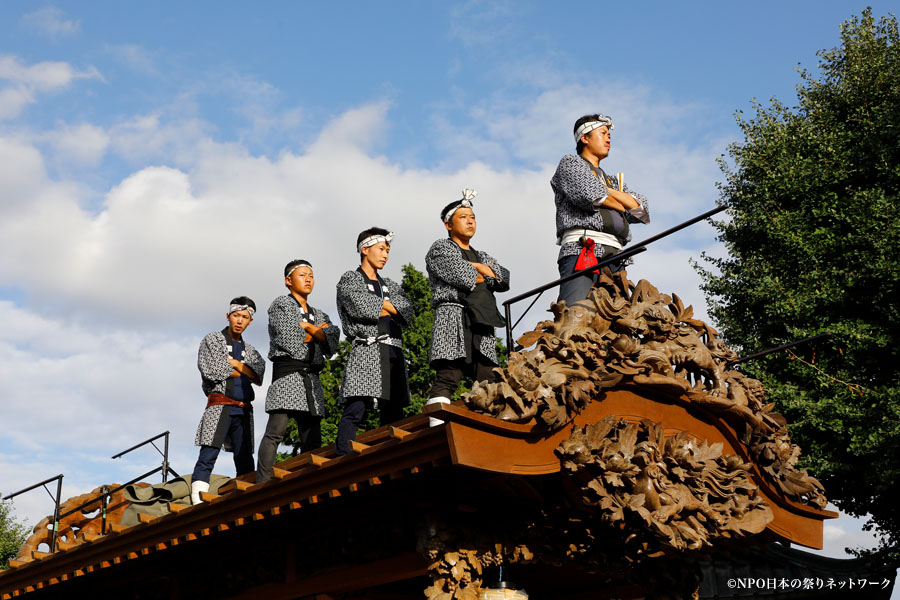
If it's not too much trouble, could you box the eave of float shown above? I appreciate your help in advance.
[0,390,836,598]
[0,414,443,598]
[428,388,837,550]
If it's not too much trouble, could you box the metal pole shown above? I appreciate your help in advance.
[111,431,170,460]
[733,333,832,365]
[3,473,65,555]
[501,204,727,350]
[504,303,513,354]
[162,431,170,484]
[49,475,62,554]
[100,486,109,535]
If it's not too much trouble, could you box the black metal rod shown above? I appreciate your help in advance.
[4,474,65,554]
[503,246,647,308]
[111,431,171,460]
[503,205,726,309]
[101,486,109,535]
[504,303,513,356]
[500,204,728,350]
[56,466,164,521]
[50,476,62,553]
[733,333,832,365]
[3,474,64,501]
[512,290,544,331]
[501,247,647,350]
[162,432,170,484]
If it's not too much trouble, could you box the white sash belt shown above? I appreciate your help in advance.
[557,228,623,250]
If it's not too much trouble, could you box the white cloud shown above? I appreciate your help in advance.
[0,55,102,120]
[20,6,81,38]
[48,122,111,166]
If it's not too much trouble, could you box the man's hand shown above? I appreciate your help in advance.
[227,358,260,384]
[300,321,327,343]
[380,300,398,317]
[606,188,639,210]
[470,262,497,284]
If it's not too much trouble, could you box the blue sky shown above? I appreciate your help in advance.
[1,0,897,576]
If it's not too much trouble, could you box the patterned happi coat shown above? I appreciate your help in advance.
[264,294,340,417]
[194,328,266,449]
[336,268,413,402]
[551,154,650,261]
[426,238,510,365]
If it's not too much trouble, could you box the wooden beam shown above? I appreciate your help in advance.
[81,532,102,542]
[199,492,219,503]
[138,513,158,524]
[349,441,370,454]
[234,479,255,491]
[272,467,290,480]
[389,426,410,440]
[109,523,131,533]
[169,502,190,513]
[304,454,329,467]
[7,559,27,568]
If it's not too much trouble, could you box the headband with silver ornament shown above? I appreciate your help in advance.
[228,304,255,317]
[442,189,477,223]
[357,231,394,253]
[574,116,614,141]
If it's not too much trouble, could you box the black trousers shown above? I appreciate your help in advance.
[256,411,322,483]
[429,356,497,399]
[335,397,405,456]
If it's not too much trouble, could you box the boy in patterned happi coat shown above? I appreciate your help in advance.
[191,297,266,504]
[335,227,414,456]
[424,190,510,423]
[551,113,650,307]
[256,259,340,483]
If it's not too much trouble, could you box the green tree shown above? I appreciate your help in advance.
[696,9,900,560]
[0,500,28,569]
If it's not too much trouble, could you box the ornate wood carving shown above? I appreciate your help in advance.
[17,484,129,561]
[558,416,773,553]
[465,270,826,509]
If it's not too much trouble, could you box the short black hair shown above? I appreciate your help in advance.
[229,296,256,312]
[574,114,604,154]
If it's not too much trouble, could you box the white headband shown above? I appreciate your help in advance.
[443,189,477,223]
[286,261,312,278]
[228,304,255,316]
[574,117,614,141]
[358,231,394,253]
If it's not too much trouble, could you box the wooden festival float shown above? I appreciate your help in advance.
[1,271,841,599]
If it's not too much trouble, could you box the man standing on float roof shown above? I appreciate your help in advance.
[424,189,510,423]
[191,297,266,505]
[335,227,414,456]
[256,259,340,484]
[551,113,650,307]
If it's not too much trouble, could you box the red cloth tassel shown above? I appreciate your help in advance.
[574,238,598,271]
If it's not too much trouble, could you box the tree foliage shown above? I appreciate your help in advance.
[0,500,28,570]
[696,9,900,560]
